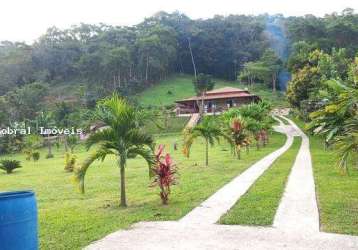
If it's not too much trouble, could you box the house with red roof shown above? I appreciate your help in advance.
[175,87,260,116]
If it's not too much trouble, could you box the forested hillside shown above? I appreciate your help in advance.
[0,8,357,141]
[1,9,357,95]
[0,12,267,95]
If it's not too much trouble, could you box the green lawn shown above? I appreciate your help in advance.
[143,116,189,134]
[0,132,286,249]
[135,75,288,108]
[220,137,301,226]
[292,117,358,235]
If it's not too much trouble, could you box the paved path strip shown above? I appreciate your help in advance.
[86,221,358,250]
[185,113,201,129]
[180,121,294,225]
[273,116,320,233]
[86,118,358,250]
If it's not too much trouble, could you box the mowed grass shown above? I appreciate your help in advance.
[0,132,286,249]
[136,75,288,108]
[292,118,358,235]
[220,137,302,226]
[143,116,189,134]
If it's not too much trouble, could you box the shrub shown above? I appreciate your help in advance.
[32,152,40,162]
[0,159,22,174]
[46,153,54,159]
[151,145,177,205]
[64,152,76,172]
[23,134,43,161]
[24,149,32,161]
[67,135,79,153]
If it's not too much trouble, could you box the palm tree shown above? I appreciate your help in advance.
[308,79,358,172]
[245,118,263,150]
[67,135,79,153]
[183,116,232,166]
[73,94,155,207]
[335,116,358,172]
[225,101,273,150]
[36,112,55,158]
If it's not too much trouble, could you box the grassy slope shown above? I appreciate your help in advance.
[0,132,286,250]
[143,116,189,134]
[136,75,288,108]
[220,137,302,226]
[292,118,358,235]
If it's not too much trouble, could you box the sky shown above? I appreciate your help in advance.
[1,0,357,43]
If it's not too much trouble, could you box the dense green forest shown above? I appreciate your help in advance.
[0,12,267,95]
[0,8,357,155]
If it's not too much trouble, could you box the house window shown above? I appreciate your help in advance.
[207,101,213,109]
[226,99,233,108]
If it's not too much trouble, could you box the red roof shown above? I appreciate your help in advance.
[205,87,247,95]
[176,87,259,103]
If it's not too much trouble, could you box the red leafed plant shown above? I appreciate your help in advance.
[230,118,250,159]
[260,129,268,146]
[151,145,177,205]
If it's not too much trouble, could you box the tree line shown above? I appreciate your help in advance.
[1,9,357,95]
[285,9,358,171]
[0,12,268,96]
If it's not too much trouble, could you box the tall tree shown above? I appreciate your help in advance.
[4,82,49,121]
[102,46,130,89]
[240,49,282,91]
[0,42,34,94]
[192,73,215,114]
[260,49,282,91]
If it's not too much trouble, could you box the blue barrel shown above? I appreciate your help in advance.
[0,191,38,250]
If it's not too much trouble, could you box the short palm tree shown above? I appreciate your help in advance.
[73,94,155,207]
[67,135,79,153]
[245,118,263,150]
[183,116,232,166]
[36,111,55,158]
[222,101,273,152]
[0,159,22,174]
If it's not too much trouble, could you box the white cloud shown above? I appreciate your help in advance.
[1,0,357,43]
